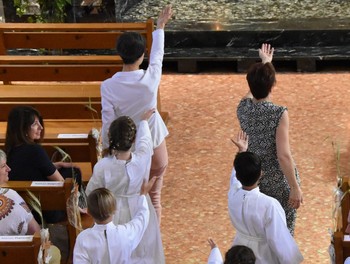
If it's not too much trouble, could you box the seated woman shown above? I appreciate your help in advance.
[0,149,40,235]
[0,149,61,263]
[4,105,78,182]
[4,105,80,223]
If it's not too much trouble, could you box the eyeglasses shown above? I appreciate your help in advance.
[31,120,43,129]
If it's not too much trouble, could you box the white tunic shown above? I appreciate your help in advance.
[101,29,169,150]
[73,195,149,264]
[86,120,165,264]
[207,247,223,264]
[228,169,304,264]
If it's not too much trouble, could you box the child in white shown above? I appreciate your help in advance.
[86,109,164,264]
[73,188,150,264]
[228,132,303,264]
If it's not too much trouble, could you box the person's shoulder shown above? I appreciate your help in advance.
[260,191,284,211]
[0,188,17,198]
[76,227,93,241]
[21,143,43,151]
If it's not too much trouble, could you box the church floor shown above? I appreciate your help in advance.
[159,70,350,263]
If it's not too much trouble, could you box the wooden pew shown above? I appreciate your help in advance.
[0,101,102,121]
[0,84,169,123]
[334,177,350,263]
[0,231,41,264]
[0,179,93,264]
[0,120,100,182]
[0,22,153,83]
[0,21,169,122]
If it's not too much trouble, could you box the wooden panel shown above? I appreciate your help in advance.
[0,22,152,31]
[0,232,41,264]
[4,32,124,49]
[0,102,101,121]
[0,55,123,64]
[0,84,101,101]
[0,65,122,82]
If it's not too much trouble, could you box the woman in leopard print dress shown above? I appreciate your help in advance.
[236,44,303,235]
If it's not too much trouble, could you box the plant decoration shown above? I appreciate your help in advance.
[331,141,350,233]
[26,189,45,228]
[52,146,88,208]
[25,191,54,263]
[14,0,72,22]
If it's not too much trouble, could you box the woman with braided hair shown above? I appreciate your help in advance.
[86,108,165,264]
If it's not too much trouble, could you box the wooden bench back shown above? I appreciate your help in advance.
[0,231,41,264]
[334,178,350,264]
[0,20,153,83]
[0,101,101,120]
[0,179,76,263]
[0,21,153,54]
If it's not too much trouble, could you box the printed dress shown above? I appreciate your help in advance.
[237,98,300,235]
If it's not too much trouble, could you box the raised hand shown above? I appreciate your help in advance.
[157,4,173,29]
[231,130,249,152]
[207,238,217,249]
[140,176,159,195]
[259,43,274,64]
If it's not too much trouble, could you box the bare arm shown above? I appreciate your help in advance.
[47,170,64,181]
[26,217,40,235]
[242,43,274,100]
[276,111,303,209]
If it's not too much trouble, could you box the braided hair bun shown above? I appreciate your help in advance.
[108,116,137,153]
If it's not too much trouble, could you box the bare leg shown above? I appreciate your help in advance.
[149,140,168,225]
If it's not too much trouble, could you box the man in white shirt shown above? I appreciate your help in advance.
[100,5,173,224]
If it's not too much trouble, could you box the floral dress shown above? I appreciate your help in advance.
[237,98,300,235]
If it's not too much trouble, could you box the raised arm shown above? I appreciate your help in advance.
[276,111,303,209]
[156,5,173,30]
[242,43,274,99]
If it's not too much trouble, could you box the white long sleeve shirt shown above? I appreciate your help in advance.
[101,29,169,150]
[73,195,149,264]
[207,247,223,264]
[228,169,304,264]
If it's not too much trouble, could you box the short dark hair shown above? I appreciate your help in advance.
[233,152,261,187]
[246,62,276,99]
[117,32,146,64]
[5,106,44,155]
[87,188,116,223]
[224,245,256,264]
[108,116,137,154]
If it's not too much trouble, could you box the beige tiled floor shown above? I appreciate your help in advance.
[159,71,350,263]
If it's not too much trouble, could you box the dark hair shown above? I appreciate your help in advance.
[233,152,261,187]
[246,62,276,99]
[117,32,146,64]
[108,116,137,154]
[224,245,256,264]
[87,188,116,223]
[5,106,44,155]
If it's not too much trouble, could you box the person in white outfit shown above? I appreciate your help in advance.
[74,187,152,264]
[100,5,173,224]
[228,132,304,264]
[207,238,256,264]
[86,109,165,264]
